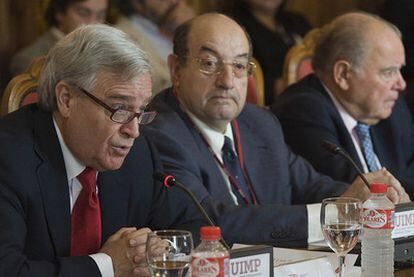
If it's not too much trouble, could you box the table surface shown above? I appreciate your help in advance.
[306,244,414,276]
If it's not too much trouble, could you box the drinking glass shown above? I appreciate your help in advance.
[146,230,193,277]
[321,197,362,277]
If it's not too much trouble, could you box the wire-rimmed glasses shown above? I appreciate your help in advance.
[187,56,256,78]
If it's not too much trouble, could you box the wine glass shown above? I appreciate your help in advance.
[146,230,193,277]
[321,197,362,277]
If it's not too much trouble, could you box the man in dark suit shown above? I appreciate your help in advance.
[272,12,414,196]
[142,13,409,248]
[0,24,203,277]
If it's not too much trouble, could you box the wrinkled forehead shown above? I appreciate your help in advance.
[187,16,250,59]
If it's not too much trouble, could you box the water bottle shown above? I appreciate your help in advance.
[361,183,395,277]
[191,226,229,277]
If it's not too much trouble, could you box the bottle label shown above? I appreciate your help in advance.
[362,208,394,229]
[192,256,229,277]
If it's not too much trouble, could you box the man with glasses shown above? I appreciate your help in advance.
[142,13,410,247]
[0,24,203,277]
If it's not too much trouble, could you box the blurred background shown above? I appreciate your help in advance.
[0,0,387,97]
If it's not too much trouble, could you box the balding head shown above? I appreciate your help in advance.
[312,12,406,125]
[313,12,401,76]
[169,13,253,132]
[173,13,252,65]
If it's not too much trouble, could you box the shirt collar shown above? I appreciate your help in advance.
[53,118,85,181]
[187,112,234,157]
[322,83,358,133]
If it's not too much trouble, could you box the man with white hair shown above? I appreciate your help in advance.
[272,12,414,197]
[0,24,203,277]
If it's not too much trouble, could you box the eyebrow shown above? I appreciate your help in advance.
[199,46,249,60]
[106,94,150,112]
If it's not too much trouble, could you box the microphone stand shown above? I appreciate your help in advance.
[322,140,371,190]
[154,172,230,249]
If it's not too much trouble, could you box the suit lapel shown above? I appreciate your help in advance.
[98,171,130,241]
[372,121,397,172]
[33,110,71,256]
[312,77,364,170]
[165,93,238,204]
[235,115,266,204]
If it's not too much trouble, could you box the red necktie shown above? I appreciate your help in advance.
[70,167,102,256]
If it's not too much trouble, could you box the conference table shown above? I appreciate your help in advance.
[304,244,414,276]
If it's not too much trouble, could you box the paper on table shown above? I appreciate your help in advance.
[232,244,359,274]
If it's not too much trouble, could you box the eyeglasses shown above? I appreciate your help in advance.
[192,57,256,78]
[77,87,157,125]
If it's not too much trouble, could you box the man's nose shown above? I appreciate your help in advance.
[121,117,140,139]
[215,64,235,89]
[395,71,406,91]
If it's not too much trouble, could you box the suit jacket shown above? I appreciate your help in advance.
[10,29,59,75]
[142,89,349,247]
[0,105,204,277]
[272,74,414,195]
[116,16,171,95]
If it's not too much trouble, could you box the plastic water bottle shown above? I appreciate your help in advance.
[191,226,229,277]
[361,183,395,277]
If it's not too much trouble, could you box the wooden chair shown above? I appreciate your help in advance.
[1,56,45,116]
[246,57,265,107]
[277,28,321,95]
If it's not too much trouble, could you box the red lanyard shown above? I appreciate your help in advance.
[184,113,258,205]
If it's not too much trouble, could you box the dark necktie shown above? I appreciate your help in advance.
[354,123,380,172]
[70,167,102,256]
[222,136,251,204]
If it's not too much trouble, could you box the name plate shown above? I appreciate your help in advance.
[393,202,414,239]
[274,256,335,277]
[230,245,273,277]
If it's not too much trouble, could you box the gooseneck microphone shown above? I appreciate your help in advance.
[321,140,371,190]
[153,172,229,248]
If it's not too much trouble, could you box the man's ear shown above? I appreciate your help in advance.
[168,54,181,88]
[55,81,75,118]
[333,60,352,90]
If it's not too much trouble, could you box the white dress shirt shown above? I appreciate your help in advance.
[53,119,114,277]
[187,113,322,242]
[323,84,381,172]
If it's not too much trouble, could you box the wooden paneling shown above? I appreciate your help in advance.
[0,0,49,95]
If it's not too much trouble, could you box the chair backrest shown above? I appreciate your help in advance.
[246,57,265,107]
[278,28,321,95]
[1,56,45,116]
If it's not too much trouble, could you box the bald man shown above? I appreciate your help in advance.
[142,13,410,247]
[272,12,414,198]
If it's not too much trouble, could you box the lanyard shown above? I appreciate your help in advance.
[184,113,258,205]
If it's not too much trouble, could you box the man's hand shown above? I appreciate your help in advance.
[100,227,152,277]
[341,168,410,204]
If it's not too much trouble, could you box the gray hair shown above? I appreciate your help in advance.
[312,12,402,75]
[38,24,151,111]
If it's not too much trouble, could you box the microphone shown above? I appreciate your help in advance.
[321,140,371,190]
[153,172,230,248]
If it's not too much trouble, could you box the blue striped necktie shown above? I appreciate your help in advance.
[354,123,380,172]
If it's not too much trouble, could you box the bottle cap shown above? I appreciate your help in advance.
[200,226,221,240]
[370,183,388,194]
